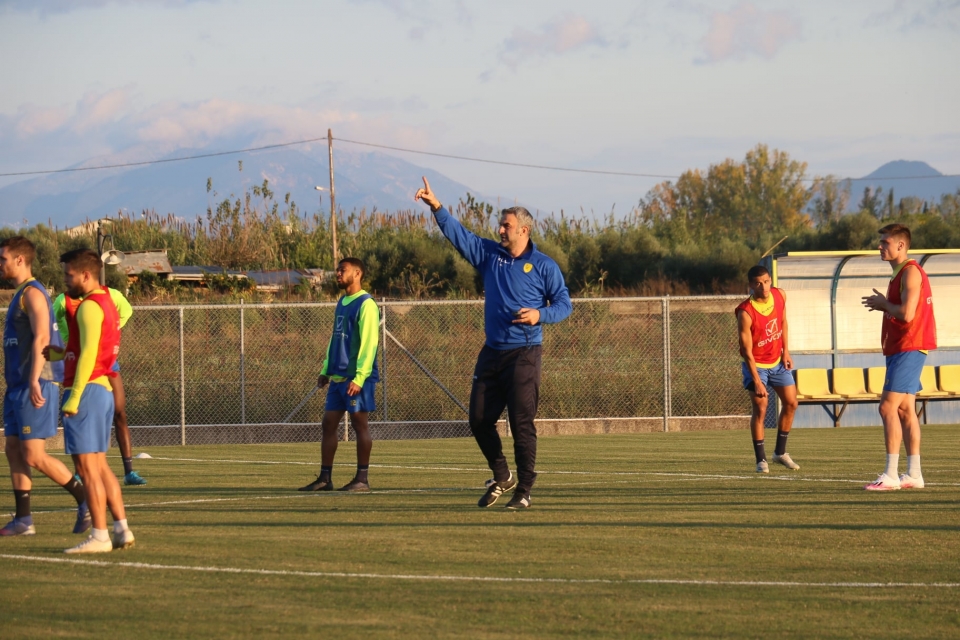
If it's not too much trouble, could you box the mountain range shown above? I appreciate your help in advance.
[0,148,957,229]
[0,141,479,229]
[843,160,960,211]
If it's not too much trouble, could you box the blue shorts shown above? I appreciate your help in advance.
[3,380,60,440]
[742,362,795,391]
[111,360,120,373]
[884,351,926,394]
[324,379,377,414]
[62,384,115,455]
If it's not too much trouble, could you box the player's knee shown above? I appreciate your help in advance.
[879,402,899,419]
[22,447,46,468]
[783,397,799,412]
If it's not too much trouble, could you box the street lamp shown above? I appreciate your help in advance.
[316,186,338,269]
[96,219,125,286]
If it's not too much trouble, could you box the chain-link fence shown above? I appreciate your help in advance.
[1,296,758,445]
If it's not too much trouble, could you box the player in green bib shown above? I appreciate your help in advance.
[299,258,380,492]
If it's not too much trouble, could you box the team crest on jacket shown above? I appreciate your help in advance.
[523,263,533,273]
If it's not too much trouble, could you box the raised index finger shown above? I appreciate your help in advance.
[421,176,432,192]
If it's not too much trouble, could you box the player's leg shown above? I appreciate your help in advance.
[298,383,347,491]
[897,393,924,488]
[504,346,541,509]
[770,373,800,470]
[743,364,770,473]
[866,390,906,490]
[99,456,134,549]
[470,348,513,507]
[2,429,36,536]
[339,410,372,491]
[339,379,377,491]
[64,386,117,553]
[111,372,144,486]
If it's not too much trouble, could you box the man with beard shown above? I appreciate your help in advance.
[299,258,380,492]
[0,237,89,537]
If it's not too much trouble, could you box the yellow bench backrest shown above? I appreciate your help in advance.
[831,368,869,396]
[796,369,832,397]
[866,367,886,395]
[939,365,960,393]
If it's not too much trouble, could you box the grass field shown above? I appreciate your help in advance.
[1,426,959,638]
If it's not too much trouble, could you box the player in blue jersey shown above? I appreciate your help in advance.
[416,178,572,509]
[299,258,380,492]
[0,237,89,537]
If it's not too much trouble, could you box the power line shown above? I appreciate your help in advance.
[0,136,330,177]
[333,137,679,179]
[1,133,959,183]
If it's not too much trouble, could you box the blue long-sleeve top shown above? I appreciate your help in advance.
[433,206,573,349]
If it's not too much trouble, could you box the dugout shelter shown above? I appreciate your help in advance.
[763,249,960,427]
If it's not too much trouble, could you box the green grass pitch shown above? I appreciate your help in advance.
[1,426,959,638]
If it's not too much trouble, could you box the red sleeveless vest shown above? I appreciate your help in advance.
[735,288,785,365]
[881,260,936,356]
[63,290,121,388]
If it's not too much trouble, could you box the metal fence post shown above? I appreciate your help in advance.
[240,299,245,425]
[179,306,186,446]
[662,297,671,432]
[381,298,387,421]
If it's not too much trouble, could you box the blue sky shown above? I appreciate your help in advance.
[1,0,958,214]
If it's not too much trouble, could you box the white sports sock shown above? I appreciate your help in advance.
[92,528,110,543]
[884,454,899,479]
[113,518,129,534]
[906,455,922,478]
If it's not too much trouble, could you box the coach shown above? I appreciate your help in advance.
[415,177,572,509]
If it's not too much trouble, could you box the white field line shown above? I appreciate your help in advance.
[120,456,960,487]
[1,553,957,589]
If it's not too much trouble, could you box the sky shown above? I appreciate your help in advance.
[1,0,958,215]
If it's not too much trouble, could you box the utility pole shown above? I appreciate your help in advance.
[328,128,338,266]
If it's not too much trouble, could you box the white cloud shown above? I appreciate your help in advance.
[698,2,801,64]
[498,14,607,70]
[864,0,960,32]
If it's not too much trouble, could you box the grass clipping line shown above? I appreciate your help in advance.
[2,554,959,590]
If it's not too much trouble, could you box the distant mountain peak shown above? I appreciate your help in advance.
[863,160,942,180]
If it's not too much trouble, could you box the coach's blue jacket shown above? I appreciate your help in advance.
[433,206,572,349]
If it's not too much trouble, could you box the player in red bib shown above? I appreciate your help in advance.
[46,249,135,552]
[861,224,937,491]
[736,265,799,473]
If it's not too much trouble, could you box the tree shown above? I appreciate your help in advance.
[809,176,851,227]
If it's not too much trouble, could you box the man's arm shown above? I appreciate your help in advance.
[862,266,922,321]
[538,261,572,324]
[349,298,380,393]
[737,310,766,398]
[23,287,51,408]
[62,301,105,416]
[780,290,793,370]
[317,334,333,388]
[109,288,134,329]
[415,176,488,268]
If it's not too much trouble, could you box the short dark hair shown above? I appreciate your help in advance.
[879,223,911,249]
[338,257,365,277]
[60,248,102,276]
[0,236,36,266]
[747,265,770,281]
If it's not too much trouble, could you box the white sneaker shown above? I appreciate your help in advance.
[113,528,136,550]
[65,535,114,554]
[864,473,901,491]
[772,453,800,470]
[898,473,925,489]
[756,461,769,473]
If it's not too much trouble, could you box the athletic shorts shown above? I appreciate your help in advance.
[884,351,926,394]
[111,360,120,373]
[62,384,115,455]
[325,379,377,414]
[742,361,795,391]
[3,379,60,440]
